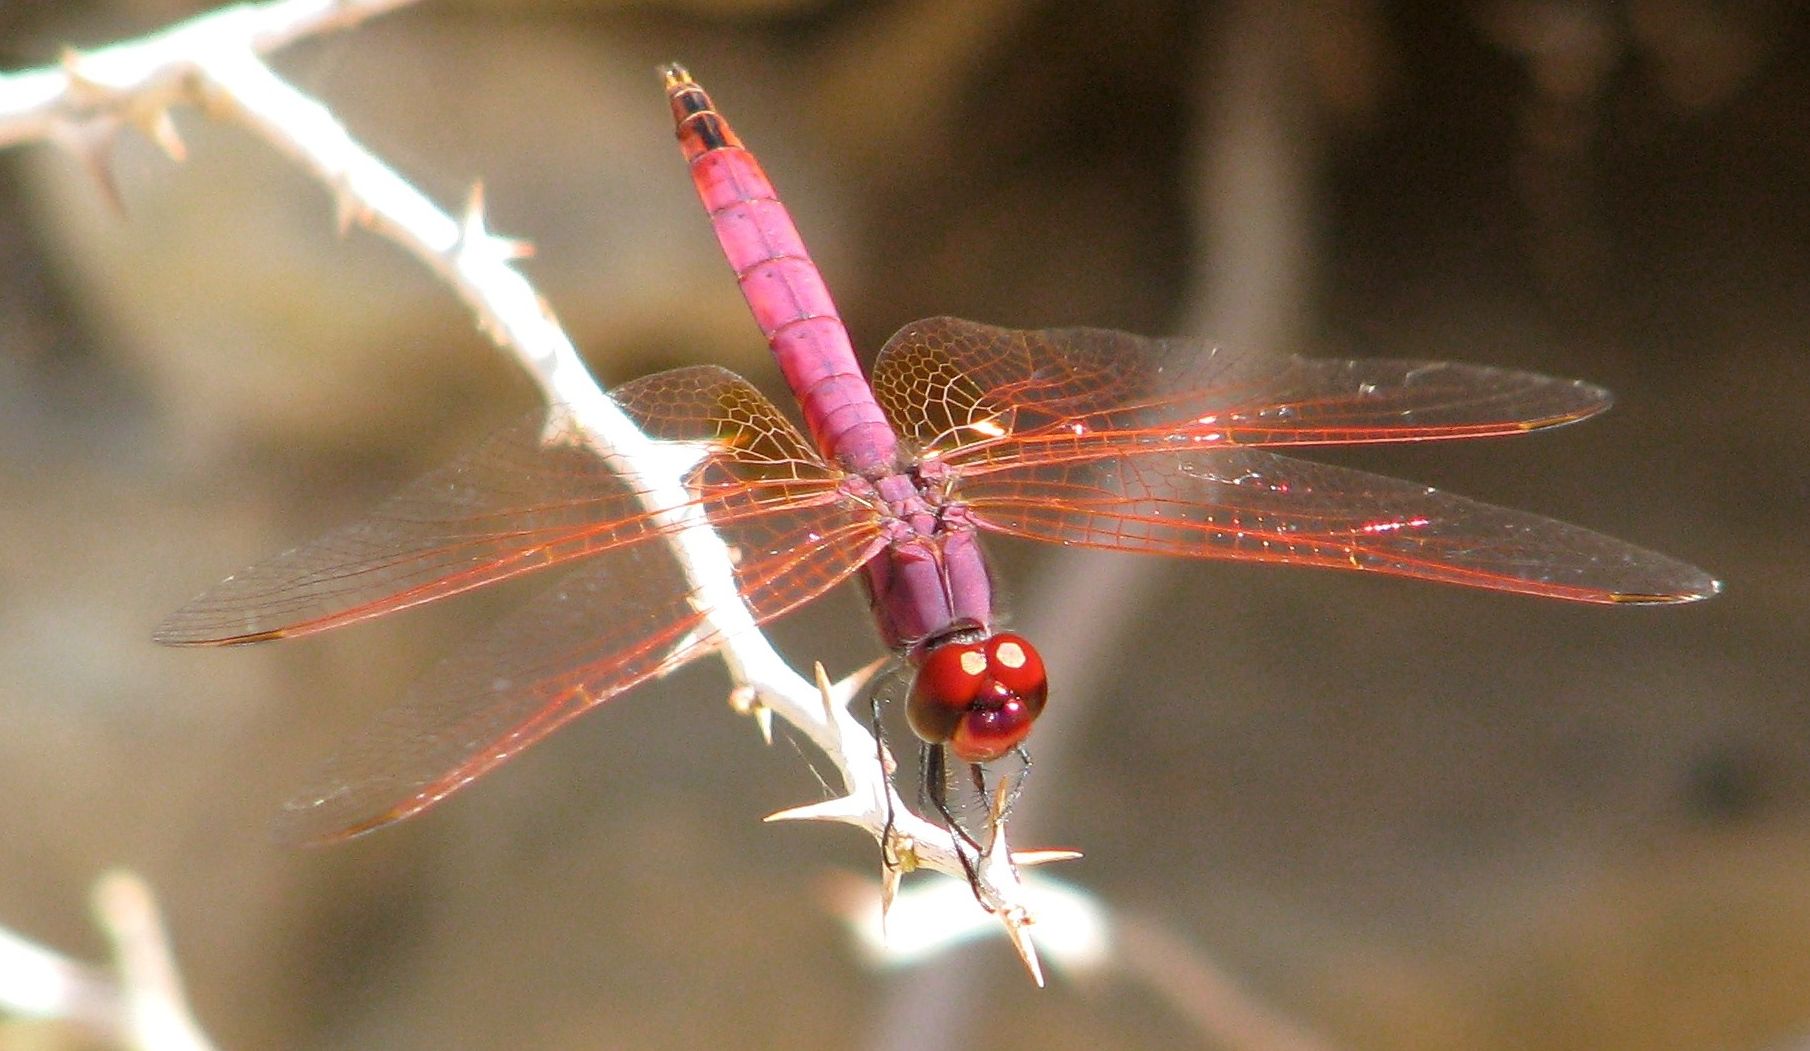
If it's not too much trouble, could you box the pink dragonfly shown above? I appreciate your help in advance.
[157,65,1717,846]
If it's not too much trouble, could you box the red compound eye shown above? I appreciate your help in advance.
[906,641,988,745]
[907,633,1052,763]
[985,633,1047,717]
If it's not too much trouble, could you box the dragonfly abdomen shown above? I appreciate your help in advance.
[663,63,898,475]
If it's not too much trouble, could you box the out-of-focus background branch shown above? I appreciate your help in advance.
[0,1,1795,1049]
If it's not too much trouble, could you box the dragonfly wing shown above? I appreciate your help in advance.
[274,501,885,844]
[961,448,1718,603]
[870,317,1611,471]
[156,366,840,644]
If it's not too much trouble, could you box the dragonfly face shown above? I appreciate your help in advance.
[906,632,1049,763]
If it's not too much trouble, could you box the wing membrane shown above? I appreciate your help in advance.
[961,448,1718,603]
[274,505,885,844]
[156,366,841,644]
[871,317,1611,472]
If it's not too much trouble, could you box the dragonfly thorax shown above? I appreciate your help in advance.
[906,633,1049,763]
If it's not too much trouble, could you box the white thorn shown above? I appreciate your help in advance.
[458,181,487,242]
[878,861,902,940]
[458,182,533,262]
[815,655,887,717]
[136,105,186,161]
[1001,905,1045,988]
[727,685,772,746]
[812,662,837,723]
[831,655,890,709]
[332,185,368,236]
[973,773,1047,984]
[1012,848,1084,867]
[764,794,868,827]
[878,825,918,928]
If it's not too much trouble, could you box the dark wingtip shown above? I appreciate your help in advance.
[1516,381,1613,433]
[1609,572,1722,604]
[273,799,403,849]
[283,819,380,850]
[152,622,288,646]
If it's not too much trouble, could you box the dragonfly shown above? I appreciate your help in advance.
[156,65,1718,848]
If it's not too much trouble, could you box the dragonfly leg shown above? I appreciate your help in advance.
[871,679,904,873]
[921,743,985,891]
[926,746,986,852]
[1005,744,1033,812]
[969,756,1028,848]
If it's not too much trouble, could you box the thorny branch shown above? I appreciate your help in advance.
[0,0,1055,992]
[0,872,215,1051]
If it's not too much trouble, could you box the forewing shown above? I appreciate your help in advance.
[156,366,839,644]
[960,448,1718,603]
[274,501,885,844]
[870,317,1610,472]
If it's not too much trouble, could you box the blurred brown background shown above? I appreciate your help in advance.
[0,1,1801,1048]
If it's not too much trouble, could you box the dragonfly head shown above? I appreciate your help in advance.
[906,633,1048,763]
